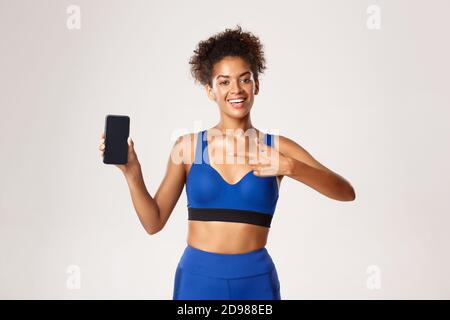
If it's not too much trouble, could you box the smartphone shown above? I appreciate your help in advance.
[103,114,130,165]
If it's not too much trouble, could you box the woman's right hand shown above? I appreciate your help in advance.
[99,132,142,178]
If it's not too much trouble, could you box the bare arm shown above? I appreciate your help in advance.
[278,135,356,201]
[124,135,189,235]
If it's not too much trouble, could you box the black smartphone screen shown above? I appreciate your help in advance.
[103,115,130,165]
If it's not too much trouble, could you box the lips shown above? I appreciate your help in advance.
[227,97,247,108]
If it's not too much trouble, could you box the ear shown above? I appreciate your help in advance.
[205,84,216,101]
[254,80,260,95]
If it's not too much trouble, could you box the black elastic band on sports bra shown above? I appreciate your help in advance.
[188,207,273,228]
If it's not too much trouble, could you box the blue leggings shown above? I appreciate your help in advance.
[173,245,281,300]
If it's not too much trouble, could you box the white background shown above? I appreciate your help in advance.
[0,0,449,299]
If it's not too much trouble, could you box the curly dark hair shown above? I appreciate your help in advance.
[189,25,267,87]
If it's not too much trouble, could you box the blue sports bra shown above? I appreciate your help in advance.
[186,129,279,228]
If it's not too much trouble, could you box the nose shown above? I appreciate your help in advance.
[230,79,244,94]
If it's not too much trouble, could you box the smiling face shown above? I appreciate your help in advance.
[205,56,259,119]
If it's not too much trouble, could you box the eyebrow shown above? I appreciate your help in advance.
[216,71,251,79]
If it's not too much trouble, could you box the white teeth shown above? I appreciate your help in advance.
[228,99,244,103]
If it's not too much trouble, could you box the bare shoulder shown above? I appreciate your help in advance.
[172,132,197,167]
[275,134,334,174]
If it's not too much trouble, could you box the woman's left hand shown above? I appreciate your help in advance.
[228,136,292,177]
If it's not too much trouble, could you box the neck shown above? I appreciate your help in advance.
[214,114,254,133]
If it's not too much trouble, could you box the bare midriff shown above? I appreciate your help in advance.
[187,220,270,254]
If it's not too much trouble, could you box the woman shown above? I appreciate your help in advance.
[98,25,356,300]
